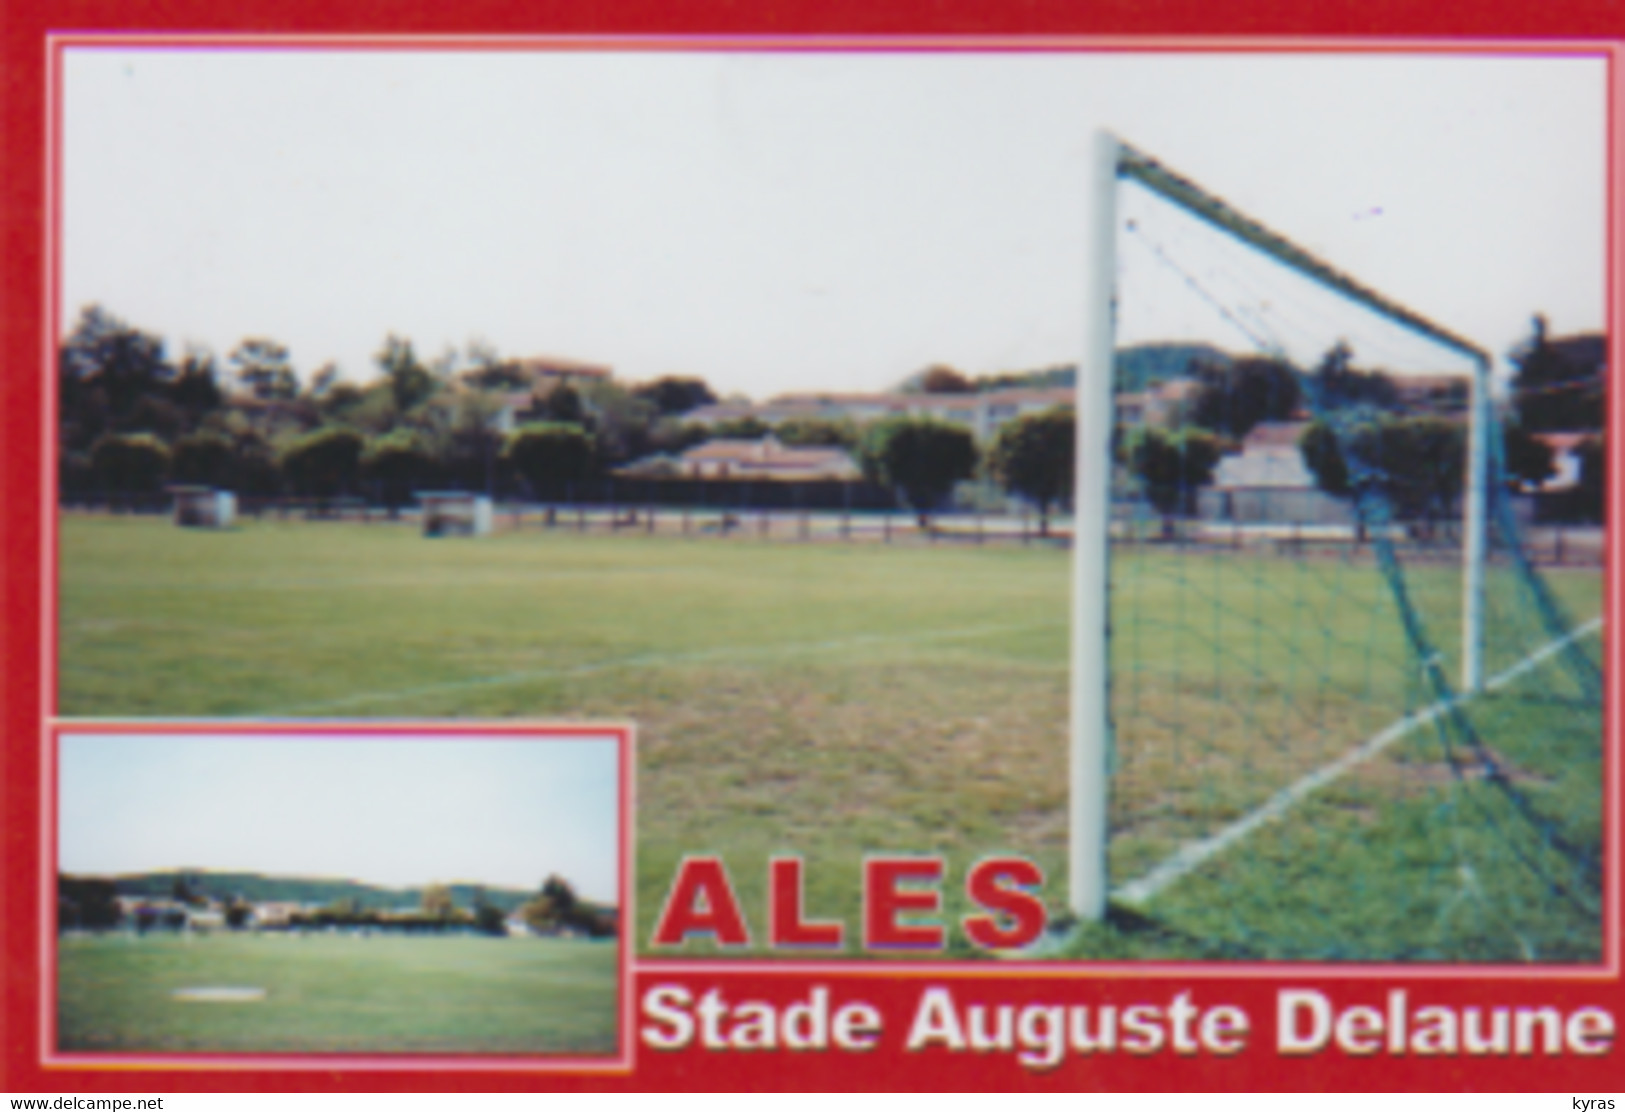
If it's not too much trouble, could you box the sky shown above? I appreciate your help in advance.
[60,47,1608,399]
[57,733,621,902]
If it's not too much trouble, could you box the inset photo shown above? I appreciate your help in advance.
[49,723,630,1066]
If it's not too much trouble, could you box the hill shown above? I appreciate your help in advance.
[898,344,1233,397]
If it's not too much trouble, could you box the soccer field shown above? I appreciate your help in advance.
[58,515,1604,960]
[56,932,619,1055]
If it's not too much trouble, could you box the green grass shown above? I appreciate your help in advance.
[58,514,1603,961]
[56,933,618,1055]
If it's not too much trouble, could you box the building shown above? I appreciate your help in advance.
[1527,432,1591,492]
[1212,421,1317,490]
[1203,420,1354,527]
[623,436,862,483]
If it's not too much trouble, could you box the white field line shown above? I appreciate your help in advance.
[260,618,1066,716]
[1112,616,1603,908]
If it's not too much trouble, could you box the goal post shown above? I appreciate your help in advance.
[1069,130,1122,923]
[1068,131,1493,923]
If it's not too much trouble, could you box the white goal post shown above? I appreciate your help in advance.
[1068,131,1492,922]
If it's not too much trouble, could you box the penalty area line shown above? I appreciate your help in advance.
[1111,616,1603,908]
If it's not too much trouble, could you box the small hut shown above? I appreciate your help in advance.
[170,486,236,529]
[418,492,493,537]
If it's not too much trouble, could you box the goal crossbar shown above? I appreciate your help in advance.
[1115,142,1488,365]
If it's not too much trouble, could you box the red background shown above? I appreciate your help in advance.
[3,0,1622,1092]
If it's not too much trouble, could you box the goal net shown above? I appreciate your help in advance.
[1069,134,1604,962]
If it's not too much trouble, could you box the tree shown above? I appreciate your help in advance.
[1510,315,1605,432]
[860,416,978,526]
[541,874,578,915]
[59,305,174,451]
[633,376,718,416]
[307,363,341,399]
[471,888,509,937]
[1307,341,1399,411]
[120,394,188,441]
[1126,427,1223,537]
[363,429,437,516]
[230,338,299,401]
[504,422,596,496]
[647,418,711,456]
[280,426,363,500]
[224,427,284,498]
[90,433,169,499]
[170,348,224,423]
[1189,356,1301,439]
[420,883,457,921]
[375,334,438,413]
[442,393,507,495]
[1299,415,1466,533]
[579,380,659,465]
[775,416,859,449]
[1298,420,1350,497]
[320,382,366,419]
[169,431,235,488]
[986,407,1075,536]
[60,305,173,413]
[517,874,600,935]
[1501,420,1557,490]
[58,875,121,931]
[1574,434,1605,521]
[915,364,975,394]
[171,874,206,907]
[542,383,586,424]
[709,415,771,441]
[1369,417,1465,528]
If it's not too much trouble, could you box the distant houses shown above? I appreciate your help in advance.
[618,436,861,483]
[1527,432,1589,493]
[58,874,618,939]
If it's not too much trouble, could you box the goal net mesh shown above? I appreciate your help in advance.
[1096,149,1603,962]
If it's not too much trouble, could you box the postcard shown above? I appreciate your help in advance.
[1,4,1620,1095]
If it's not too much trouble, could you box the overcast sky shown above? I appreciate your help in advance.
[58,733,621,901]
[61,47,1607,398]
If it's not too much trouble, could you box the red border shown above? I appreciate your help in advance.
[40,720,636,1074]
[5,7,1623,1094]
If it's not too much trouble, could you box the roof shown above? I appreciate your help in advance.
[1151,379,1204,401]
[622,436,862,481]
[684,403,762,423]
[1533,431,1593,453]
[510,356,612,379]
[682,437,853,467]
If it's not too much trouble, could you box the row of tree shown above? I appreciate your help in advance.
[58,871,614,938]
[59,305,733,505]
[59,305,1603,527]
[57,304,1090,524]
